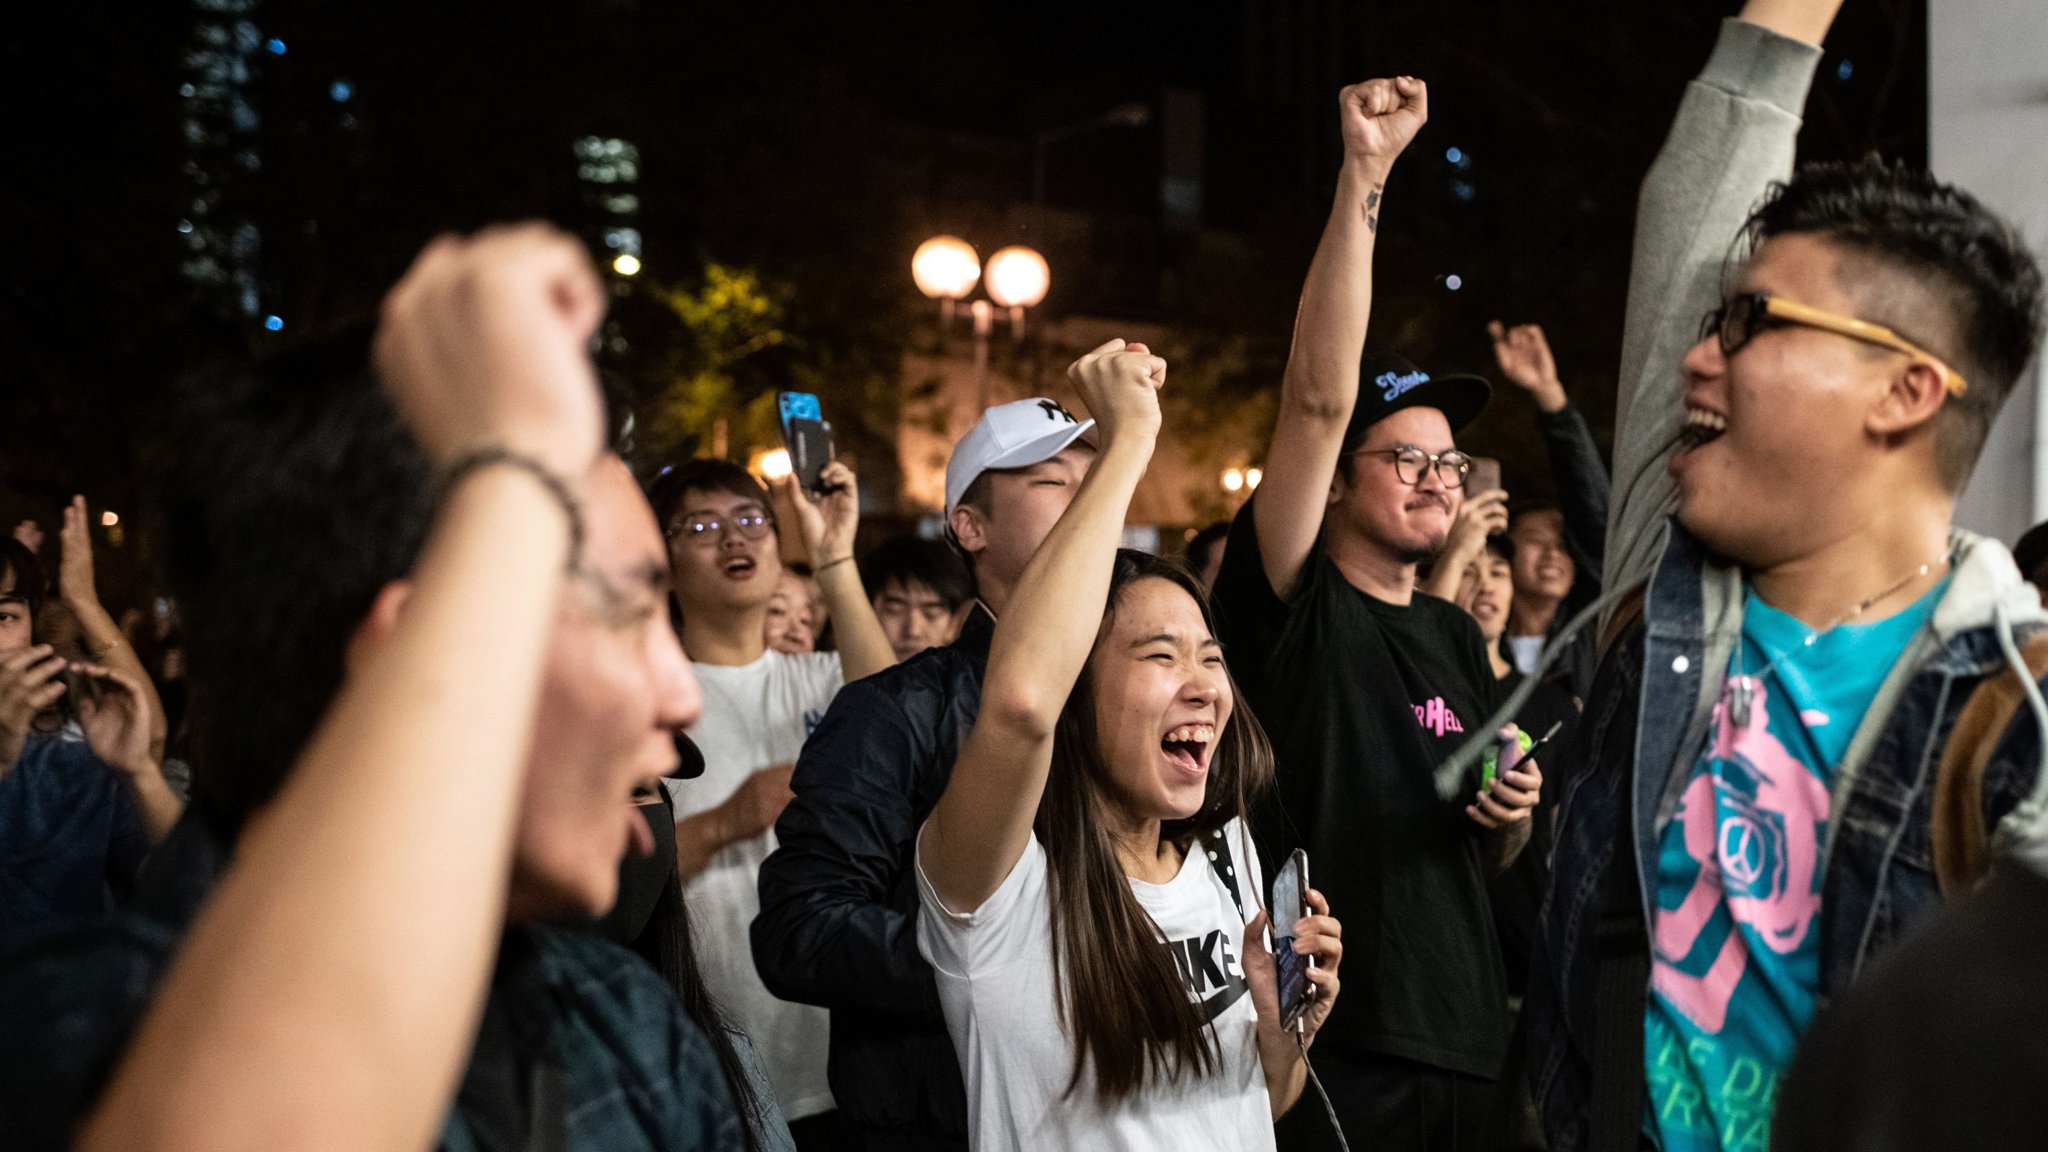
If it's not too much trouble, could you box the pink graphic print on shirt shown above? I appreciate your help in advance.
[1652,679,1829,1034]
[1412,696,1464,737]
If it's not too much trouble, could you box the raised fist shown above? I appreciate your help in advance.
[372,224,607,479]
[1338,77,1428,170]
[1488,321,1566,413]
[1066,338,1166,448]
[11,520,43,555]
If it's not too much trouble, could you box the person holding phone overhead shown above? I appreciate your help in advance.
[651,447,898,1144]
[915,338,1344,1152]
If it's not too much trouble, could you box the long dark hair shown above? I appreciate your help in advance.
[1035,549,1274,1101]
[624,793,769,1152]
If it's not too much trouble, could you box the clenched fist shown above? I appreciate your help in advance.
[372,224,607,479]
[1339,76,1428,172]
[1066,339,1166,450]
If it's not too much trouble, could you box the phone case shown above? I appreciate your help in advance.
[777,392,835,491]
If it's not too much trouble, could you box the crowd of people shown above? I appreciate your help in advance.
[4,0,2048,1149]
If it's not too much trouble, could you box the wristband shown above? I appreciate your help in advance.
[815,555,855,574]
[433,447,585,573]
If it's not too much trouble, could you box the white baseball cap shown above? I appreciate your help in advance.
[944,397,1096,514]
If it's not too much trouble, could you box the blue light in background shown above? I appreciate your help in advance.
[1446,275,1464,292]
[266,38,286,55]
[264,315,284,331]
[1836,59,1854,81]
[330,80,353,102]
[1446,146,1464,165]
[1451,179,1476,202]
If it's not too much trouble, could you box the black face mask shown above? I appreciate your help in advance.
[593,797,677,946]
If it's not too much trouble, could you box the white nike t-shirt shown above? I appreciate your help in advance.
[915,818,1274,1152]
[665,649,842,1122]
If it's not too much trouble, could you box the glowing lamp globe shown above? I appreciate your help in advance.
[912,235,981,300]
[756,449,794,482]
[984,245,1050,309]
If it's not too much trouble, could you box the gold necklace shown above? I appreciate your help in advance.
[1726,556,1949,730]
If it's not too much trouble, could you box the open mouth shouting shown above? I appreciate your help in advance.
[1678,405,1727,453]
[720,553,759,581]
[1161,723,1216,777]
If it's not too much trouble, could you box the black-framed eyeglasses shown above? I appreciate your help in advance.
[1699,292,1968,396]
[1353,446,1472,489]
[665,506,776,542]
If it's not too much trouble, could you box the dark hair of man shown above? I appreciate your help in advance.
[1184,521,1230,575]
[1038,549,1275,1101]
[861,536,971,611]
[0,537,45,624]
[629,791,769,1152]
[161,324,432,837]
[1508,500,1559,529]
[1743,156,2047,492]
[1483,533,1516,565]
[647,459,770,537]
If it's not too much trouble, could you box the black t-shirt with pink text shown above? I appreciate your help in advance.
[1211,498,1509,1077]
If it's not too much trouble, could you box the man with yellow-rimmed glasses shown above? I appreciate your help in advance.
[1525,1,2048,1150]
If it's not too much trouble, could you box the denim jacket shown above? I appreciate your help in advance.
[1529,524,2048,1151]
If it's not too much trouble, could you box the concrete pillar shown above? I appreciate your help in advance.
[1931,0,2048,544]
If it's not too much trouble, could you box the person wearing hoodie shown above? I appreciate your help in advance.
[1523,1,2048,1150]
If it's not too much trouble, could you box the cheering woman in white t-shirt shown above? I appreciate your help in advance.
[915,338,1344,1152]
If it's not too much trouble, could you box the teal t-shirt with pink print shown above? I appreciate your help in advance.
[1643,579,1944,1151]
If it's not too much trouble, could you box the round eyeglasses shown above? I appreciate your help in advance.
[1353,446,1473,489]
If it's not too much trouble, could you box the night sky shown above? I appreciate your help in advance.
[2,0,1924,595]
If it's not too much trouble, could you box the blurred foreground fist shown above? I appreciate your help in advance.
[372,223,607,479]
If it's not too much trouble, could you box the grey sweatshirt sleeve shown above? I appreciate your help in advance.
[1603,19,1824,596]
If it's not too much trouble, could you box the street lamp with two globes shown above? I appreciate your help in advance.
[912,235,1050,409]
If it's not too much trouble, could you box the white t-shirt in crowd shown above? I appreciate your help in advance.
[915,818,1275,1152]
[665,648,843,1122]
[1509,633,1545,677]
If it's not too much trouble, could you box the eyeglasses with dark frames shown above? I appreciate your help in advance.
[1352,446,1473,489]
[1698,292,1968,396]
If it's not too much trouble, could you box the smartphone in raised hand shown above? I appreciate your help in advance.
[1271,848,1314,1032]
[1467,456,1502,497]
[777,391,837,496]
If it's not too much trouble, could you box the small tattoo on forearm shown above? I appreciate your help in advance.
[1366,186,1382,233]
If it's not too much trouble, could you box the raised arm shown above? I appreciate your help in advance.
[786,461,895,682]
[1254,77,1428,599]
[1489,321,1610,587]
[58,495,169,760]
[1603,2,1837,595]
[918,340,1163,912]
[80,226,606,1152]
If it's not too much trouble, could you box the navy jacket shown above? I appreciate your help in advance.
[751,609,991,1151]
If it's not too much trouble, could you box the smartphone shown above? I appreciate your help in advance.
[59,665,103,723]
[1270,849,1313,1032]
[1468,456,1503,496]
[777,391,837,495]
